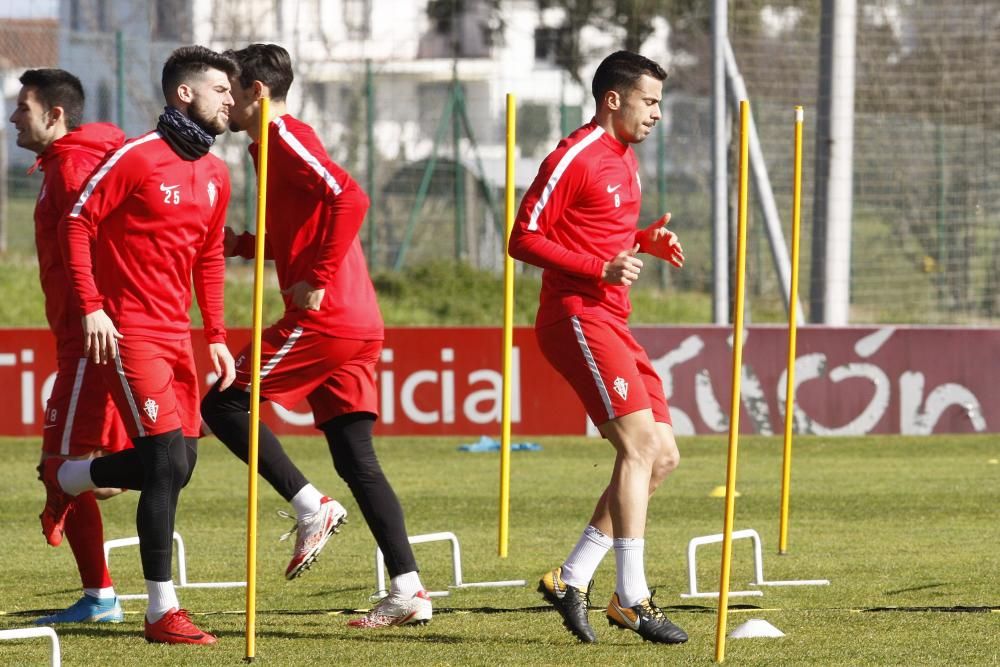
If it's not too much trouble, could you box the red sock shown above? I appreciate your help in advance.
[63,492,113,590]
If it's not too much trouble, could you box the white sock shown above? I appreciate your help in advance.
[145,580,179,623]
[57,459,95,496]
[84,587,116,600]
[614,537,650,608]
[561,525,613,589]
[291,484,324,521]
[389,571,423,597]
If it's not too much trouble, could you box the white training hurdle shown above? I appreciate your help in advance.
[104,531,246,600]
[681,528,829,598]
[372,531,525,599]
[0,626,61,666]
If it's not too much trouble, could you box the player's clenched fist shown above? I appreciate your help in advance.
[602,245,644,286]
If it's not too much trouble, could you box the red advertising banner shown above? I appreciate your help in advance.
[0,326,994,437]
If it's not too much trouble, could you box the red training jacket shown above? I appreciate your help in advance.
[508,119,644,328]
[233,114,383,340]
[62,131,230,343]
[33,123,125,359]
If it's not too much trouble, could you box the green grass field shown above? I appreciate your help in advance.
[0,434,997,666]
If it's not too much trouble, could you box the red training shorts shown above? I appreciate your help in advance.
[102,337,201,438]
[232,325,380,427]
[43,356,130,457]
[535,314,671,427]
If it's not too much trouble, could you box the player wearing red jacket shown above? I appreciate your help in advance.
[201,43,430,627]
[11,68,128,625]
[509,51,687,645]
[38,46,238,646]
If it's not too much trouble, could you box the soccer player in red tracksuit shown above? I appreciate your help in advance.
[39,46,238,645]
[508,51,689,645]
[10,68,129,625]
[200,43,431,628]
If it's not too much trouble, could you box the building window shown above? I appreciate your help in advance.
[69,0,79,30]
[343,0,370,40]
[152,0,188,41]
[96,0,109,31]
[97,81,112,122]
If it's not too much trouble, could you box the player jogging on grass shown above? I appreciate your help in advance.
[200,43,431,627]
[508,50,688,645]
[10,68,129,626]
[39,46,237,645]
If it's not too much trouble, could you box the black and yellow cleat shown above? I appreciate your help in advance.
[538,567,597,643]
[606,591,688,644]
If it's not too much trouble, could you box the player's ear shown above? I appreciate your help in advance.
[253,80,266,101]
[605,90,621,111]
[46,105,65,128]
[176,82,195,104]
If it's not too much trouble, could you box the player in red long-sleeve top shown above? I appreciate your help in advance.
[39,46,238,646]
[11,68,129,625]
[509,51,688,646]
[201,44,431,627]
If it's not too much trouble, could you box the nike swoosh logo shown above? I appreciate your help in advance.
[43,424,58,429]
[612,603,641,631]
[606,184,622,193]
[90,607,121,622]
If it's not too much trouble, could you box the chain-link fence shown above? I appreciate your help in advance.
[2,1,998,324]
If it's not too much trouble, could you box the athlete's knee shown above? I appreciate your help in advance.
[650,432,680,490]
[181,437,198,488]
[619,426,662,467]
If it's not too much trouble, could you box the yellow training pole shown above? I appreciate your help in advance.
[498,93,516,558]
[245,96,270,663]
[714,99,751,664]
[778,106,804,555]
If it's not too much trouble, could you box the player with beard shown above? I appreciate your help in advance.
[38,46,237,645]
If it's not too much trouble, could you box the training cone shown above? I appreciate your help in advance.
[728,619,785,639]
[709,485,740,498]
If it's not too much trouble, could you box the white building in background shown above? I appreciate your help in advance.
[55,1,580,173]
[55,1,676,170]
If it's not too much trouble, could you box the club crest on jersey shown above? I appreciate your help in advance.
[207,181,217,206]
[613,377,628,400]
[143,398,159,423]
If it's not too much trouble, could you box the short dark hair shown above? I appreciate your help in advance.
[18,69,85,129]
[161,45,239,101]
[591,51,667,104]
[224,43,294,102]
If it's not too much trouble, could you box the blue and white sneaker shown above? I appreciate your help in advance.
[35,595,124,624]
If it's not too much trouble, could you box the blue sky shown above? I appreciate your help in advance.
[0,0,57,18]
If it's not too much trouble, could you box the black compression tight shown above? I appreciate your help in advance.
[90,435,199,491]
[321,413,418,578]
[132,428,189,582]
[201,384,308,502]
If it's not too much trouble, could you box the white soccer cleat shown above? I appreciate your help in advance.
[348,590,433,628]
[280,496,347,580]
